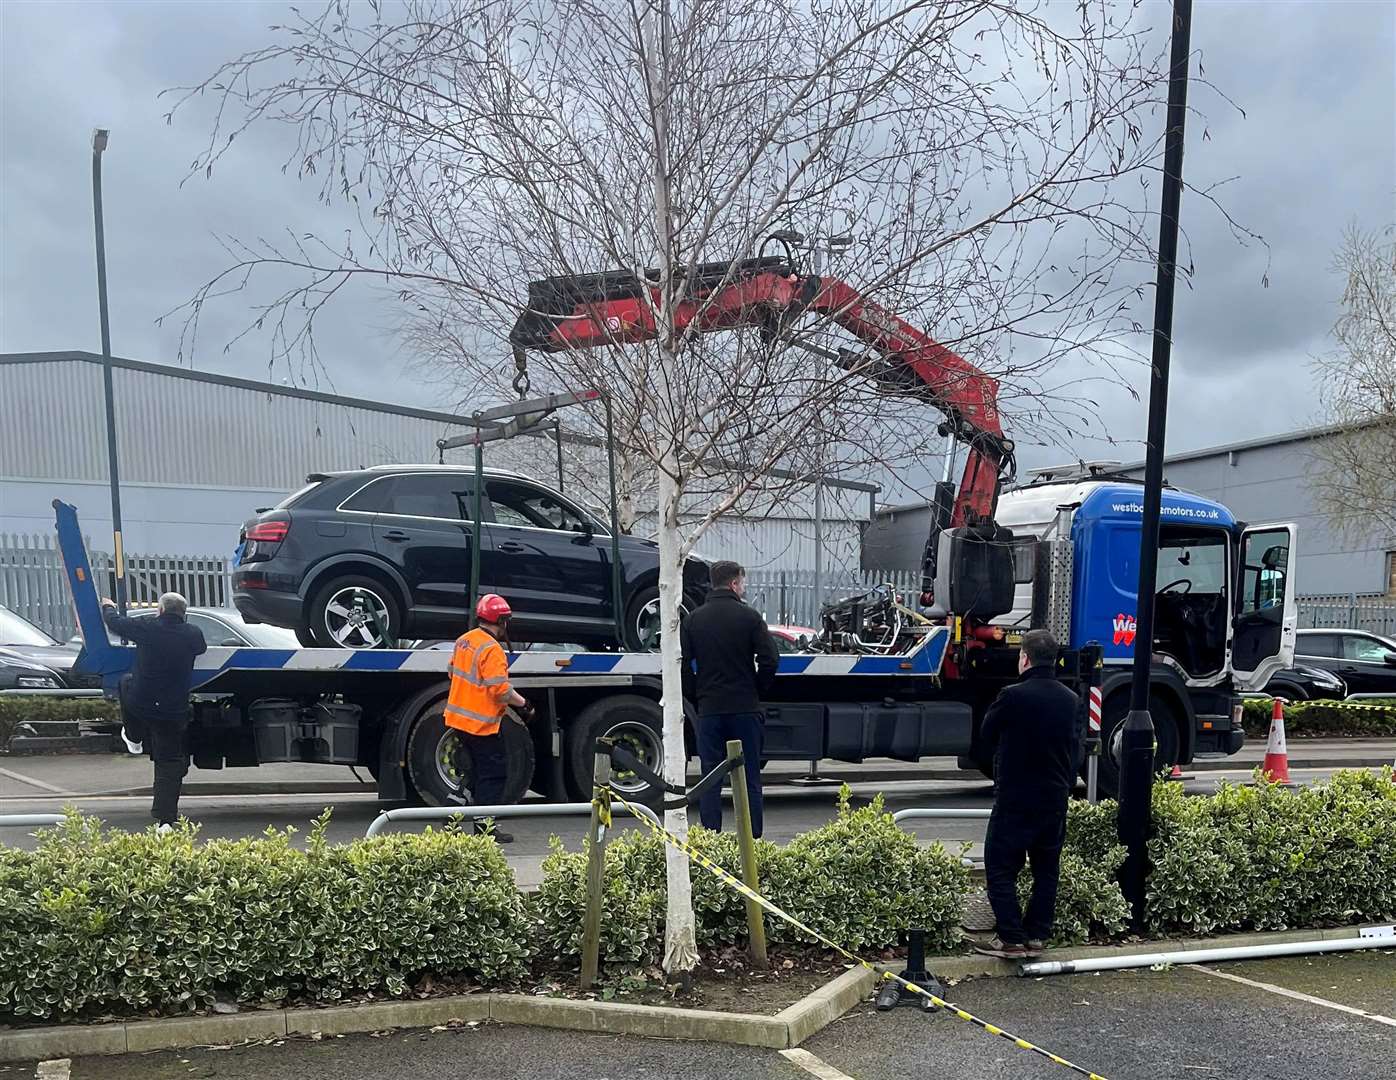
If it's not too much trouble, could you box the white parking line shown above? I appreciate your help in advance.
[0,765,74,796]
[1193,965,1396,1027]
[36,1059,71,1080]
[779,1047,856,1079]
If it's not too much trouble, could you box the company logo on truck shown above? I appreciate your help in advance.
[1110,501,1221,521]
[1112,613,1137,646]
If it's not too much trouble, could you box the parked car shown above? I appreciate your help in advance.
[1292,628,1396,697]
[232,466,711,651]
[0,604,92,689]
[1261,663,1347,702]
[768,625,816,653]
[91,606,303,649]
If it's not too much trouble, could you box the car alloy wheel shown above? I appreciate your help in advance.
[633,595,691,652]
[322,585,393,648]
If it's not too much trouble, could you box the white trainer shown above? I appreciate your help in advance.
[120,728,144,755]
[156,823,174,836]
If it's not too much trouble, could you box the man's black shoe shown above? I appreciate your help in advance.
[474,819,514,844]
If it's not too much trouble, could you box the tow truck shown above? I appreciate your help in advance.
[55,251,1297,803]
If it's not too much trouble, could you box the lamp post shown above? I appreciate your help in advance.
[91,128,127,614]
[1119,0,1194,927]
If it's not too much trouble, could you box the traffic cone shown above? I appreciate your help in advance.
[1166,764,1185,782]
[1261,698,1292,785]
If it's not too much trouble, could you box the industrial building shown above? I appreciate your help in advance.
[0,351,870,573]
[864,426,1396,600]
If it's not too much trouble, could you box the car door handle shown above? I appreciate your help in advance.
[498,541,526,553]
[381,530,411,542]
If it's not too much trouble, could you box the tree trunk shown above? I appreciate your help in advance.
[656,429,699,977]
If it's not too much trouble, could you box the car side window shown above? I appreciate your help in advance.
[1344,635,1390,662]
[342,476,397,513]
[488,482,590,532]
[187,613,242,646]
[382,474,473,520]
[1296,634,1339,658]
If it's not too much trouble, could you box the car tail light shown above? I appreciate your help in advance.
[246,520,289,542]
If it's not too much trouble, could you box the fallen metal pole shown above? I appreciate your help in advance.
[1018,931,1396,977]
[364,800,660,838]
[0,814,67,830]
[891,808,992,822]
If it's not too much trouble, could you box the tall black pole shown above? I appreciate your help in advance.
[1119,0,1193,926]
[471,430,484,627]
[91,128,127,614]
[604,395,626,648]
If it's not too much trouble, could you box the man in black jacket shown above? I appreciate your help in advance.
[975,629,1080,959]
[680,560,779,837]
[102,593,207,830]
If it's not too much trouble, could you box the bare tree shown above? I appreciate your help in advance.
[169,0,1203,976]
[1309,224,1396,546]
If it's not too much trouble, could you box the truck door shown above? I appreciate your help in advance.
[1231,523,1298,690]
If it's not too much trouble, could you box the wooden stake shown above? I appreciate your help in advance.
[727,738,768,969]
[579,738,612,990]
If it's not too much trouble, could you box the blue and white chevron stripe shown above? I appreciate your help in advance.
[183,625,950,689]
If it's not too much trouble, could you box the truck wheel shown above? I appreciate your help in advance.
[565,694,664,801]
[1093,694,1180,799]
[307,575,401,649]
[406,707,535,808]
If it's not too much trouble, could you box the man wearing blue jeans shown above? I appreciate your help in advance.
[680,560,780,837]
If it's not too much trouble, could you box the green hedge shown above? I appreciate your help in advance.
[533,791,969,968]
[0,696,121,752]
[1241,696,1396,738]
[0,813,533,1019]
[1145,769,1396,935]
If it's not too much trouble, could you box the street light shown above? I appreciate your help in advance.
[91,127,127,613]
[1119,0,1195,928]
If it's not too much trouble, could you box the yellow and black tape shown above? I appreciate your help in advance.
[603,788,1110,1080]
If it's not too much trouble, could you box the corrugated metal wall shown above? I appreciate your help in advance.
[2,355,869,572]
[1,357,470,487]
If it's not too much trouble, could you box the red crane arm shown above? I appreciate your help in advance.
[510,258,1013,526]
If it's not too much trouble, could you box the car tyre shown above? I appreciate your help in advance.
[1264,681,1308,702]
[622,586,694,653]
[406,704,535,808]
[306,574,401,649]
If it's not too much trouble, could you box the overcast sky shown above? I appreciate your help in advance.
[2,1,1394,497]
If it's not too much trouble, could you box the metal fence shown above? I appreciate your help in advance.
[745,567,921,628]
[1297,594,1396,637]
[0,533,232,641]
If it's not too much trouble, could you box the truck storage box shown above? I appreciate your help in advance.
[760,703,826,760]
[252,699,360,765]
[825,702,972,763]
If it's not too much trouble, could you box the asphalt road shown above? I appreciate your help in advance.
[23,952,1394,1080]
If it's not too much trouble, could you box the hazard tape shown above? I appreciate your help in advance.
[604,788,1110,1080]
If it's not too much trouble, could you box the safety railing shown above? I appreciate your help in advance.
[364,800,661,838]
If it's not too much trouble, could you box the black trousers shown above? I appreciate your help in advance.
[453,729,508,806]
[126,706,189,826]
[984,804,1067,944]
[696,712,764,839]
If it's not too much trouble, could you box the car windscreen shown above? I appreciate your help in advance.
[0,606,58,646]
[274,480,324,509]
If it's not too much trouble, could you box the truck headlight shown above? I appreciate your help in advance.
[15,674,61,689]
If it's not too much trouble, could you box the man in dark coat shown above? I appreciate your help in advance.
[102,593,207,830]
[680,560,780,837]
[975,629,1080,959]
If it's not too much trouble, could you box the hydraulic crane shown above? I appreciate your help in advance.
[509,249,1017,617]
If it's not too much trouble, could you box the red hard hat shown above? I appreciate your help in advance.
[475,593,512,623]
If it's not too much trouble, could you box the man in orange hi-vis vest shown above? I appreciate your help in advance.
[446,593,529,843]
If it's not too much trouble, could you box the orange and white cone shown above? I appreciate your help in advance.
[1261,698,1292,785]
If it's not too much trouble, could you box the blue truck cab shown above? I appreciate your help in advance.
[991,476,1298,774]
